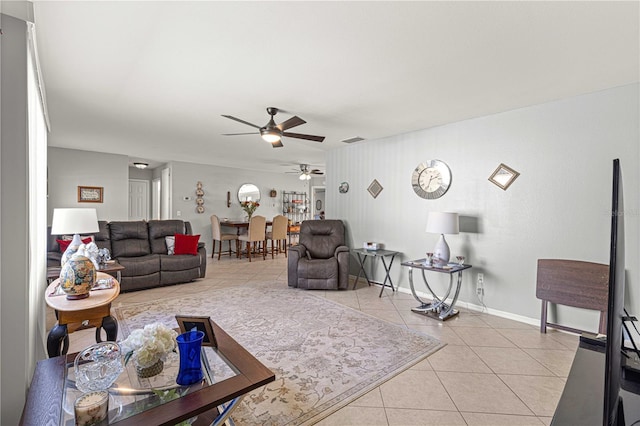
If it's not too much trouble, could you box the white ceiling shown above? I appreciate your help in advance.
[33,1,639,174]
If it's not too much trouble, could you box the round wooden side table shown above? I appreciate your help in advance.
[45,272,120,357]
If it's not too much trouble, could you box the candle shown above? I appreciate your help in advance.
[74,391,108,426]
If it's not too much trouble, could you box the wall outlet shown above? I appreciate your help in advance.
[476,273,484,295]
[177,210,182,217]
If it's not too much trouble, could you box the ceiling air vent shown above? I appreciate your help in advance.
[341,137,365,144]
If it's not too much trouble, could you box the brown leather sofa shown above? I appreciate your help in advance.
[47,219,206,292]
[288,220,349,290]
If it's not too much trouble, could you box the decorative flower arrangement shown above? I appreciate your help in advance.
[240,200,260,218]
[120,323,178,369]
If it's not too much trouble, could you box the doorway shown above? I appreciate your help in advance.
[311,186,326,219]
[128,179,150,221]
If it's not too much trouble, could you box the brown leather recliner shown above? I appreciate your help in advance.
[288,220,350,290]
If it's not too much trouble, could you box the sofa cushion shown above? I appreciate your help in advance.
[174,234,200,255]
[117,254,160,277]
[120,273,161,292]
[160,254,201,271]
[148,220,186,254]
[109,221,150,258]
[161,269,200,286]
[94,221,110,242]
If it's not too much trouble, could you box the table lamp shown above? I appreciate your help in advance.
[51,208,99,265]
[425,212,459,267]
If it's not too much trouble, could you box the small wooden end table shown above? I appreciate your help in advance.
[45,272,120,357]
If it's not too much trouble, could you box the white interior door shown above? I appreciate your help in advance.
[129,179,149,221]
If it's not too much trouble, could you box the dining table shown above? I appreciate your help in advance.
[219,219,273,236]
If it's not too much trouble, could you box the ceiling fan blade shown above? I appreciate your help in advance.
[222,132,259,136]
[283,132,325,142]
[271,140,284,148]
[221,115,262,129]
[310,170,324,175]
[277,116,306,131]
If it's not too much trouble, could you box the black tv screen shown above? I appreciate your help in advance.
[604,158,625,426]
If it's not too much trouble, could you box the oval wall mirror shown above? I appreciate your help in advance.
[238,183,261,203]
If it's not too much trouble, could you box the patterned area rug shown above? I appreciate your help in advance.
[114,287,444,425]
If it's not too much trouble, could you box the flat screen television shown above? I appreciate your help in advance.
[604,158,625,426]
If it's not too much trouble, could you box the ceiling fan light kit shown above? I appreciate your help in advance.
[260,129,282,143]
[222,107,325,148]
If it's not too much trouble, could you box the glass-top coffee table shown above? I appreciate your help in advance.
[21,320,275,426]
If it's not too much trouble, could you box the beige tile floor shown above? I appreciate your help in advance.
[50,255,578,426]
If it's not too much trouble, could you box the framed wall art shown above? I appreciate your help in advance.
[488,163,520,190]
[77,186,104,203]
[367,179,383,199]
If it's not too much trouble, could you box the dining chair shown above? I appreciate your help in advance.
[266,215,288,258]
[210,215,237,260]
[237,215,266,261]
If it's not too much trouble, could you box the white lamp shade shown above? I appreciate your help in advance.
[425,212,459,235]
[51,208,99,235]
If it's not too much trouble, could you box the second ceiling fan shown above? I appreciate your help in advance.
[222,107,325,148]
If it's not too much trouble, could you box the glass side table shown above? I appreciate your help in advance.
[401,259,472,321]
[21,320,274,426]
[352,248,400,297]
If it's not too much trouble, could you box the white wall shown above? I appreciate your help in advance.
[169,161,310,254]
[1,12,31,424]
[47,147,130,222]
[327,84,639,331]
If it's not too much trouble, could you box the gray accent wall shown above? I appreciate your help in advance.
[48,147,130,222]
[327,84,639,330]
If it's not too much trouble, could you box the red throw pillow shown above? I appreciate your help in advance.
[57,237,92,252]
[174,234,200,255]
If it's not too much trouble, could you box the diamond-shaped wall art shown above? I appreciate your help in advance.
[367,179,383,199]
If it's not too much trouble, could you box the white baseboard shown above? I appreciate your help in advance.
[348,274,539,328]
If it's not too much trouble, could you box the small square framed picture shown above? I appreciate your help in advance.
[488,163,520,190]
[78,186,104,203]
[175,315,218,348]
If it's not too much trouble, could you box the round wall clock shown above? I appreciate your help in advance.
[411,160,452,199]
[339,182,349,193]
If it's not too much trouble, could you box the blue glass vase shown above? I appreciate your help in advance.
[176,330,205,386]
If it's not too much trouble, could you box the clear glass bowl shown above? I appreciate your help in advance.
[74,342,124,392]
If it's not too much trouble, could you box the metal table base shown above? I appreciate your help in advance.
[402,260,472,321]
[352,248,400,297]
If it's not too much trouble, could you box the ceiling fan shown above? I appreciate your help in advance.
[221,107,325,148]
[287,164,324,180]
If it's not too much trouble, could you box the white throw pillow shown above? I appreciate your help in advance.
[165,236,175,255]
